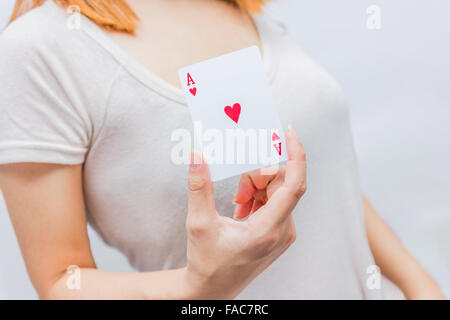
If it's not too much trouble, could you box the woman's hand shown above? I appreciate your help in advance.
[183,126,306,299]
[0,126,304,300]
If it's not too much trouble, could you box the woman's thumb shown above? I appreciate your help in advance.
[187,152,215,219]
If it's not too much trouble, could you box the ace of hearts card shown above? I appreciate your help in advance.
[178,46,288,181]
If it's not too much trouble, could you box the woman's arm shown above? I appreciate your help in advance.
[0,163,194,299]
[363,196,445,299]
[0,126,307,300]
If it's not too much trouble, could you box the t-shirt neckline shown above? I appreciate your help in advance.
[64,2,277,105]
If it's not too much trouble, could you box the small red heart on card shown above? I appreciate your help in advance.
[272,132,280,141]
[224,103,241,124]
[189,87,197,96]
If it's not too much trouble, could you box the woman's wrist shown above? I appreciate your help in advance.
[181,266,238,300]
[138,267,217,300]
[404,282,446,300]
[396,271,446,300]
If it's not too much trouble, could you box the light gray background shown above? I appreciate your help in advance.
[1,0,449,299]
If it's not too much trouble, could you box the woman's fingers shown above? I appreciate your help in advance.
[233,125,304,224]
[233,199,254,220]
[233,174,256,205]
[187,152,216,223]
[234,189,268,220]
[252,125,307,226]
[266,167,285,199]
[283,125,307,193]
[233,167,279,205]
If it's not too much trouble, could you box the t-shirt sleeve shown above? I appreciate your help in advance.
[0,26,91,165]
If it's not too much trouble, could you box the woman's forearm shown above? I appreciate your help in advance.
[45,267,204,300]
[363,196,445,299]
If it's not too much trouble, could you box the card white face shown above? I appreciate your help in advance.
[178,46,288,181]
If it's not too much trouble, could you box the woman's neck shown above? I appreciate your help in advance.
[107,0,261,88]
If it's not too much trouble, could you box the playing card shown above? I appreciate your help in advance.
[178,46,288,181]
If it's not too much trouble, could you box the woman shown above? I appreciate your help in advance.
[0,0,444,299]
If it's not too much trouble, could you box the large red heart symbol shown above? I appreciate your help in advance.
[224,103,241,124]
[189,87,197,96]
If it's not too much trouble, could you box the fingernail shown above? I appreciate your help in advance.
[190,152,203,170]
[288,124,299,139]
[233,205,240,219]
[190,162,201,170]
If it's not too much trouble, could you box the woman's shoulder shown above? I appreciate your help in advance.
[258,13,345,93]
[257,14,348,117]
[0,1,115,74]
[1,1,71,55]
[0,2,121,133]
[0,1,121,95]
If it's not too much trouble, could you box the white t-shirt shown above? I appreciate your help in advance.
[0,1,380,299]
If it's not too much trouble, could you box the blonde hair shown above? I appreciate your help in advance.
[9,0,269,34]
